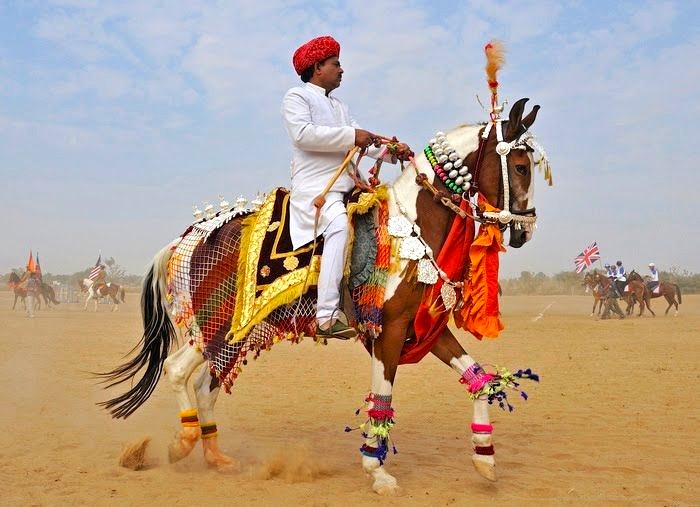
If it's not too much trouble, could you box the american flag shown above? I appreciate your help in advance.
[574,242,600,273]
[88,254,102,280]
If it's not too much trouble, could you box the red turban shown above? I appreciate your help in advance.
[292,35,340,75]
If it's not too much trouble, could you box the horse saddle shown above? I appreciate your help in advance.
[228,187,387,342]
[228,188,325,341]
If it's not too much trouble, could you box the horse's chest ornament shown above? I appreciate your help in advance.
[388,187,462,310]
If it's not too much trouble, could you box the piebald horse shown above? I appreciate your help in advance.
[80,278,126,311]
[98,98,545,494]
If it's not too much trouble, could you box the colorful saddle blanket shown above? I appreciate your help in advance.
[228,187,324,342]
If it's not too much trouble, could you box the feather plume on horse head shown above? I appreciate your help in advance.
[484,40,505,117]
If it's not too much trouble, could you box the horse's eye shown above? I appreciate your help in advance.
[515,164,528,176]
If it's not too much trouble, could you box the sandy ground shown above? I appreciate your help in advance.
[1,291,698,506]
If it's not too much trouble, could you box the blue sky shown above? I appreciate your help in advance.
[1,0,699,277]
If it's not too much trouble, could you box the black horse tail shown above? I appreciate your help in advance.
[96,242,177,419]
[48,286,60,305]
[120,287,126,303]
[675,284,682,304]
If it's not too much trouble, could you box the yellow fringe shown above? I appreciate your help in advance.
[347,186,388,217]
[227,268,319,343]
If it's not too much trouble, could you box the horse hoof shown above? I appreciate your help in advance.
[205,451,239,472]
[472,455,497,482]
[168,429,200,463]
[376,485,403,496]
[373,479,402,496]
[212,458,240,473]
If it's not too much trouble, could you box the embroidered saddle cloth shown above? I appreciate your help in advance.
[228,187,324,342]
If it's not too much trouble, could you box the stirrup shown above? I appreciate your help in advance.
[316,310,357,340]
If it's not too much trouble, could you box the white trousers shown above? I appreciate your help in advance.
[26,294,35,318]
[316,212,348,323]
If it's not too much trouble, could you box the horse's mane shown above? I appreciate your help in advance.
[8,272,20,284]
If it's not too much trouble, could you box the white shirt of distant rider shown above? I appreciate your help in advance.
[649,267,659,282]
[606,264,626,281]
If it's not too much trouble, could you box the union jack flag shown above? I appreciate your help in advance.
[574,242,600,273]
[88,254,102,280]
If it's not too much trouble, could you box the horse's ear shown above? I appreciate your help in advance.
[522,104,540,129]
[505,98,529,141]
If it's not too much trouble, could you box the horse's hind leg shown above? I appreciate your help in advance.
[431,328,497,481]
[192,364,238,471]
[163,344,205,463]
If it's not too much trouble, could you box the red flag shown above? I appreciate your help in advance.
[26,250,37,273]
[574,242,600,273]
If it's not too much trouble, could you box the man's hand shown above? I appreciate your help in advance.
[354,129,376,149]
[388,142,414,161]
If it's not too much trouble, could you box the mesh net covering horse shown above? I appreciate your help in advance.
[97,41,551,495]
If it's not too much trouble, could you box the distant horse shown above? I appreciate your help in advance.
[588,272,634,318]
[8,272,29,310]
[39,283,61,308]
[582,270,605,316]
[618,271,654,317]
[627,270,681,316]
[7,272,58,310]
[79,278,126,311]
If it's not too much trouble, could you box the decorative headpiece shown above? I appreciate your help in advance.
[484,40,553,186]
[484,40,506,120]
[292,36,340,75]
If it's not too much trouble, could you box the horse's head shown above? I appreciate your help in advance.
[8,272,20,288]
[431,98,545,249]
[582,271,593,287]
[628,270,642,282]
[79,279,89,292]
[476,98,540,247]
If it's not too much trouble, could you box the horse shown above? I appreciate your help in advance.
[79,278,126,311]
[97,92,547,492]
[616,270,653,317]
[39,283,61,308]
[588,272,632,319]
[627,270,681,316]
[582,270,605,316]
[8,272,29,310]
[8,272,58,310]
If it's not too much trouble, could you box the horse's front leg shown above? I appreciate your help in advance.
[192,363,238,471]
[361,325,404,496]
[163,344,205,463]
[430,328,497,481]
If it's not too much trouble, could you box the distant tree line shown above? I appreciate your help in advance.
[501,267,700,295]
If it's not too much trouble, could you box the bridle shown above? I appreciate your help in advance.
[467,120,537,231]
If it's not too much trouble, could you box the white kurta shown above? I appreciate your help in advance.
[282,82,361,250]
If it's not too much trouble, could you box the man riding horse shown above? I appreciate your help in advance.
[92,264,108,292]
[282,35,412,339]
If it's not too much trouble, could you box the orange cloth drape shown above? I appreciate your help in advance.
[455,199,506,339]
